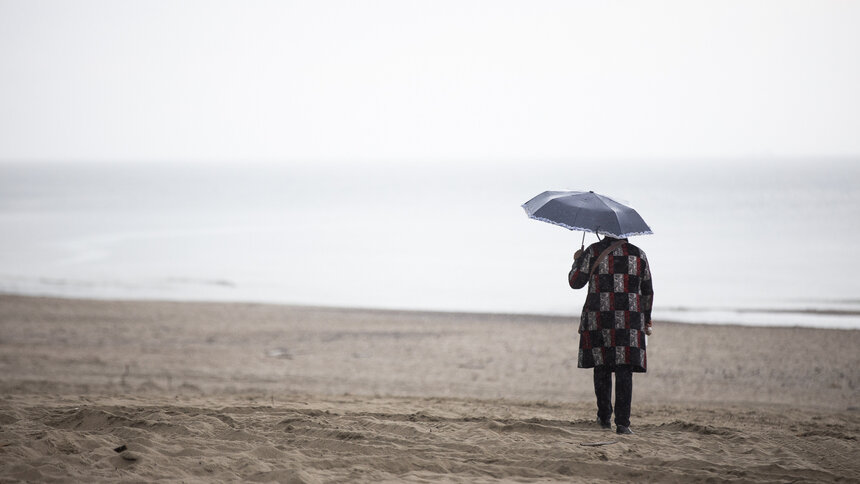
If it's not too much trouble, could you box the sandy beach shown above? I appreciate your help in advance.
[1,294,858,482]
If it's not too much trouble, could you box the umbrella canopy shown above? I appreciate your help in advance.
[522,190,653,238]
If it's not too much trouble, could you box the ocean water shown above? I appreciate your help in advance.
[1,159,859,329]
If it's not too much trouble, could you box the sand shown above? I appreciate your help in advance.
[1,294,858,482]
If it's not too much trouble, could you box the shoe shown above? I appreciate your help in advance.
[616,425,633,435]
[597,418,611,430]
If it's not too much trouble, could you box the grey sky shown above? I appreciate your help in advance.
[1,1,859,163]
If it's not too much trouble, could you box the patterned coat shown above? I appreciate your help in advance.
[569,237,653,372]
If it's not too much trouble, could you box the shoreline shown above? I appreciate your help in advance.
[2,291,859,330]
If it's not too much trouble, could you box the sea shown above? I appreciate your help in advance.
[1,159,858,329]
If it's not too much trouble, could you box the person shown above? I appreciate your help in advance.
[569,235,653,435]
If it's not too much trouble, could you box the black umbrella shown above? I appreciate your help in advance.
[522,190,653,241]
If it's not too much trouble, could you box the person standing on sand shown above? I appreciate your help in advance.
[569,235,653,435]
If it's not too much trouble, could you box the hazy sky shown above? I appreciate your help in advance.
[1,1,859,163]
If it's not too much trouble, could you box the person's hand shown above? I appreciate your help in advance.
[573,249,583,261]
[644,323,653,336]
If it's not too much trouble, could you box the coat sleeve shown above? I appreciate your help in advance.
[569,247,593,289]
[640,252,654,326]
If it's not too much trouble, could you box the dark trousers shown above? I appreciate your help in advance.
[593,365,633,427]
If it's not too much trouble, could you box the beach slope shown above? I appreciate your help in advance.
[1,295,858,482]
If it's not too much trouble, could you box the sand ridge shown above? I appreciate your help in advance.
[2,394,858,483]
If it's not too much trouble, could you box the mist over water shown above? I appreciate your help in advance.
[1,159,858,328]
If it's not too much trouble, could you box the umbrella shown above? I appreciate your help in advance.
[521,190,653,242]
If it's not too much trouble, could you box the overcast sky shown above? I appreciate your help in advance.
[1,1,858,163]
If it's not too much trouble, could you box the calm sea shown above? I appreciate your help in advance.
[1,159,858,329]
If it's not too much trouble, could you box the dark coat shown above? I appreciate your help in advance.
[569,237,653,372]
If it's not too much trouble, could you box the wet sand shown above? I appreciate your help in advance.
[1,294,858,482]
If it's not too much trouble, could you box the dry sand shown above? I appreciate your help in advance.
[1,294,858,482]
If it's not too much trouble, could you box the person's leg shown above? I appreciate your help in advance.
[613,365,633,428]
[593,366,612,425]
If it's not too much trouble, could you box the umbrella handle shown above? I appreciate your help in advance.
[580,231,586,251]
